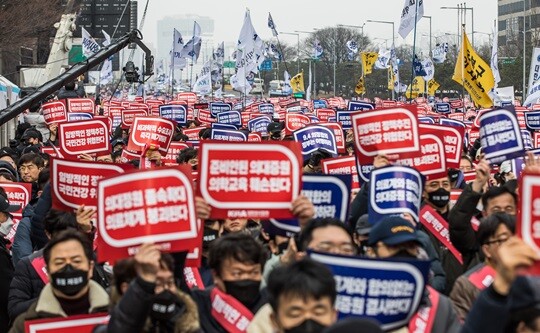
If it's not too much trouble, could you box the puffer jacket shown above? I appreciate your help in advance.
[11,203,36,265]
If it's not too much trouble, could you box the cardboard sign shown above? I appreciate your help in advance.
[42,101,67,124]
[418,117,435,124]
[183,126,206,141]
[293,125,338,158]
[66,98,95,114]
[97,166,199,263]
[197,109,215,124]
[247,116,272,136]
[248,133,262,142]
[522,130,534,150]
[316,109,336,122]
[313,100,327,109]
[321,156,360,190]
[435,103,451,114]
[348,101,375,111]
[368,165,423,224]
[0,182,31,220]
[24,313,109,333]
[67,112,93,122]
[209,102,232,117]
[336,110,354,130]
[58,119,110,156]
[121,109,148,129]
[162,142,190,166]
[518,171,540,262]
[212,123,238,131]
[535,132,540,149]
[50,157,132,211]
[126,117,175,155]
[318,122,345,153]
[302,174,351,221]
[216,111,242,126]
[310,251,429,331]
[526,111,540,131]
[285,113,310,135]
[479,108,525,164]
[159,104,187,125]
[198,141,302,219]
[258,103,275,115]
[210,129,247,142]
[352,106,420,165]
[41,146,59,158]
[419,124,464,169]
[440,118,466,129]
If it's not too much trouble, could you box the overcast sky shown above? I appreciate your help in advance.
[139,0,498,52]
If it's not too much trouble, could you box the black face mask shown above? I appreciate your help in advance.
[202,227,219,251]
[277,241,289,254]
[223,279,261,308]
[284,319,327,333]
[427,188,450,208]
[150,290,178,321]
[50,264,88,296]
[390,248,418,260]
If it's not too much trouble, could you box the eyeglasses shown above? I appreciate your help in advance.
[313,242,356,255]
[484,236,510,246]
[19,164,37,172]
[155,278,176,291]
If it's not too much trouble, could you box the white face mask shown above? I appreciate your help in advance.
[0,217,14,236]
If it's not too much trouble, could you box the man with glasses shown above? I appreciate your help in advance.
[17,153,44,184]
[299,218,356,256]
[450,213,515,321]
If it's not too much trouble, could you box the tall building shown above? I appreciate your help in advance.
[498,0,540,46]
[156,14,215,84]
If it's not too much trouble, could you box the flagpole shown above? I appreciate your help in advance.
[408,0,420,101]
[461,24,466,121]
[275,36,290,75]
[171,30,175,98]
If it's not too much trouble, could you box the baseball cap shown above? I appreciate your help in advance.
[0,160,18,180]
[368,216,420,246]
[508,276,540,312]
[267,121,284,135]
[22,128,42,141]
[111,138,126,148]
[355,214,372,236]
[0,194,20,213]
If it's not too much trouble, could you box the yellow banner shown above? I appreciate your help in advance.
[428,79,440,96]
[355,76,366,95]
[290,72,305,93]
[405,76,426,99]
[361,52,379,75]
[388,66,394,91]
[452,31,494,108]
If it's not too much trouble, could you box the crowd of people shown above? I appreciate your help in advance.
[0,81,539,333]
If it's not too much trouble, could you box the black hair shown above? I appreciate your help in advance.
[304,149,332,168]
[208,233,266,276]
[505,307,540,333]
[64,81,76,91]
[0,172,15,182]
[18,153,45,169]
[461,154,473,168]
[112,258,137,295]
[186,120,201,128]
[199,128,212,140]
[481,186,517,211]
[44,209,79,236]
[267,258,337,312]
[160,252,175,272]
[43,229,93,266]
[37,168,50,191]
[477,213,515,245]
[176,147,198,164]
[299,218,353,251]
[111,150,123,162]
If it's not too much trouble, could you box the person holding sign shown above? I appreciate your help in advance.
[366,217,461,333]
[9,229,109,333]
[248,259,339,333]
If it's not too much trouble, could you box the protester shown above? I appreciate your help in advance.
[17,153,44,184]
[248,258,338,333]
[0,201,14,333]
[367,216,461,333]
[23,104,49,142]
[102,244,201,333]
[9,229,109,332]
[450,213,515,321]
[0,193,20,238]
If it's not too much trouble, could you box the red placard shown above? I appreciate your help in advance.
[183,126,206,141]
[315,109,336,122]
[198,141,302,219]
[120,149,140,163]
[352,106,420,165]
[58,119,110,157]
[248,133,262,142]
[516,111,527,129]
[42,101,67,125]
[395,128,447,179]
[177,92,198,106]
[66,98,95,114]
[467,127,480,146]
[50,157,132,211]
[197,109,215,124]
[317,122,345,153]
[97,166,199,263]
[321,156,360,190]
[535,132,540,149]
[447,113,466,121]
[518,171,540,256]
[25,313,109,333]
[126,117,175,155]
[285,113,310,135]
[41,146,59,158]
[121,109,148,129]
[162,142,189,166]
[419,123,464,169]
[0,182,31,220]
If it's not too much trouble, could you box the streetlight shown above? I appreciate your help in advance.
[441,4,474,47]
[337,23,366,50]
[424,16,432,57]
[280,31,300,73]
[367,19,395,100]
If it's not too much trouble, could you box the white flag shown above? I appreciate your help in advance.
[179,22,202,64]
[398,0,424,39]
[236,10,265,73]
[527,48,540,96]
[99,30,112,85]
[81,27,100,58]
[432,43,449,63]
[193,60,212,95]
[171,29,187,69]
[421,57,434,81]
[306,63,312,101]
[283,71,292,95]
[491,22,501,86]
[374,47,391,69]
